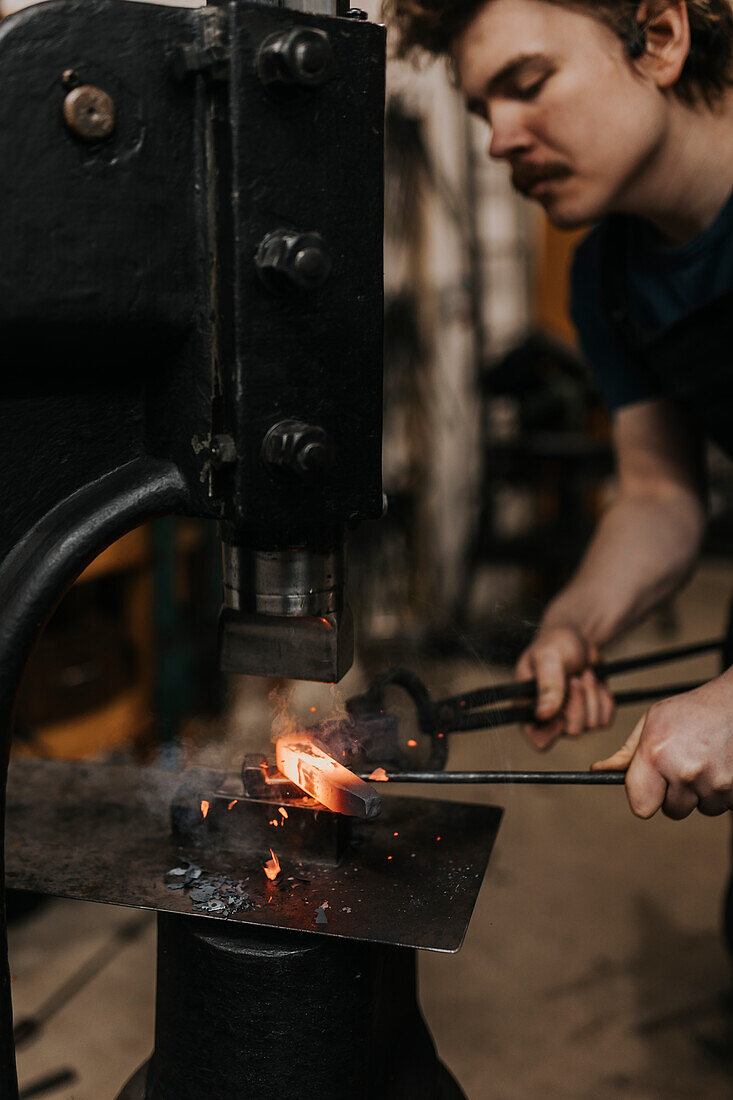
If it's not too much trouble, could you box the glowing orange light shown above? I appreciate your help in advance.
[200,800,210,819]
[276,734,381,819]
[369,767,389,782]
[407,739,417,748]
[270,819,279,827]
[387,855,393,861]
[393,831,399,837]
[310,706,317,713]
[436,836,442,842]
[228,800,238,811]
[264,848,281,881]
[279,807,288,819]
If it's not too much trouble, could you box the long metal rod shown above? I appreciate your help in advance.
[441,638,723,711]
[445,680,705,733]
[359,771,627,785]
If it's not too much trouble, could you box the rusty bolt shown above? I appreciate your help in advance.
[63,85,115,142]
[61,69,80,89]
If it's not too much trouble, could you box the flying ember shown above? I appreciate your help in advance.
[200,800,210,819]
[264,849,281,881]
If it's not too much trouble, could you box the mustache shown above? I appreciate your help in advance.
[511,161,571,194]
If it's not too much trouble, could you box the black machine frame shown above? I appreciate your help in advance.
[0,0,384,1093]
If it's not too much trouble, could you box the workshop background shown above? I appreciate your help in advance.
[3,0,733,1096]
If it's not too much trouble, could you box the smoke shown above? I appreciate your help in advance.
[269,684,299,741]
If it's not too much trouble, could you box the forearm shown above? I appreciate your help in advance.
[540,487,705,648]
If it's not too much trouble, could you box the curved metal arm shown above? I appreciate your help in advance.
[0,457,187,1099]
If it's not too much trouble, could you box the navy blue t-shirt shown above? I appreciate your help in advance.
[571,190,733,411]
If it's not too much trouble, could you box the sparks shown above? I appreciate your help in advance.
[393,831,399,837]
[200,800,210,819]
[264,849,281,881]
[228,800,238,811]
[369,767,389,782]
[407,739,417,748]
[279,807,288,819]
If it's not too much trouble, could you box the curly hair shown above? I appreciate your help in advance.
[383,0,733,104]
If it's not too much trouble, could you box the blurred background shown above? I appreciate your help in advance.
[4,0,733,1096]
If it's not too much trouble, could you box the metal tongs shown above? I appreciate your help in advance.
[346,637,724,786]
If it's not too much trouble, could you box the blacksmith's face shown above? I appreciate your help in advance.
[452,0,670,227]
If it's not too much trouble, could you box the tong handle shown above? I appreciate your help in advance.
[440,637,723,714]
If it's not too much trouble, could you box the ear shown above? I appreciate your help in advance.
[636,2,691,91]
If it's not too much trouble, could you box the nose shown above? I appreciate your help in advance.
[487,103,533,162]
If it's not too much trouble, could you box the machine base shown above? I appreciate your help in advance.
[116,914,469,1100]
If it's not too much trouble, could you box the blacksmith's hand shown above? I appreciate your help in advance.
[515,625,615,751]
[592,674,733,819]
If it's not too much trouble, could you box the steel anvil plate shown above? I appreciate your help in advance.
[5,758,502,953]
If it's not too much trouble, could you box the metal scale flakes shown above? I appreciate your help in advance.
[5,758,502,953]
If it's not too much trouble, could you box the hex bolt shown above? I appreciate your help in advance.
[262,420,335,484]
[255,230,332,293]
[256,28,335,90]
[63,85,115,142]
[210,434,237,469]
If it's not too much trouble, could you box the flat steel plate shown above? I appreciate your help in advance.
[5,759,502,953]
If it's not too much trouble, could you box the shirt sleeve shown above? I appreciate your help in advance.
[570,227,662,412]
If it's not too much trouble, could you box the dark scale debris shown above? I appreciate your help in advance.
[315,906,328,926]
[164,862,253,916]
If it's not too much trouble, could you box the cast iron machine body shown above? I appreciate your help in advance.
[0,0,384,1093]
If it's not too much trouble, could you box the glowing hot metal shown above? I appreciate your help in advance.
[275,734,382,820]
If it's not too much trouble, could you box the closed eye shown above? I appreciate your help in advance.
[514,73,551,101]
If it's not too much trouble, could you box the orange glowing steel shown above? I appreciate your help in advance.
[276,734,381,820]
[264,848,281,881]
[368,767,389,782]
[228,800,238,811]
[200,800,210,819]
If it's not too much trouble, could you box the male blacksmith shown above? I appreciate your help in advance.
[388,0,733,839]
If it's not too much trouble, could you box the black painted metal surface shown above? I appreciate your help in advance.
[214,2,385,538]
[6,758,502,953]
[125,916,467,1100]
[0,1,385,1091]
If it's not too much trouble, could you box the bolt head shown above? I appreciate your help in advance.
[293,245,329,286]
[63,85,115,142]
[294,36,328,77]
[256,230,332,292]
[257,28,335,91]
[262,420,335,484]
[210,434,237,469]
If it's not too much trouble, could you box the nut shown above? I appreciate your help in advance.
[257,28,335,90]
[255,230,332,293]
[262,420,335,484]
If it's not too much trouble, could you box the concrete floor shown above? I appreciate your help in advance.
[8,563,733,1098]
